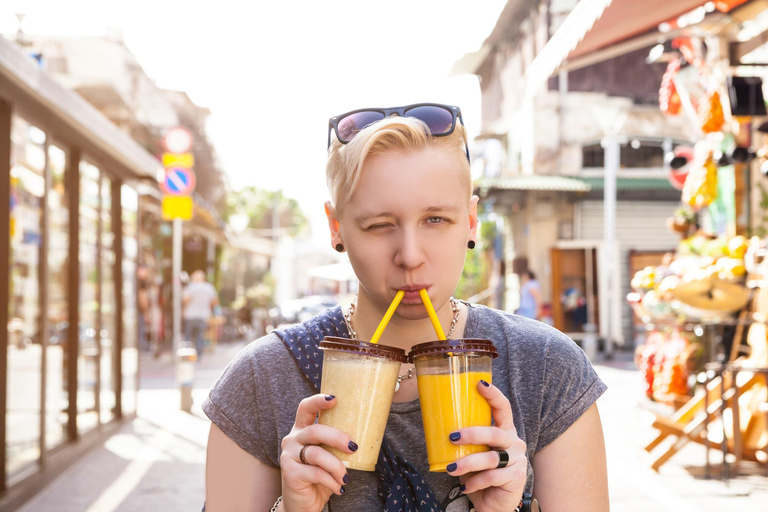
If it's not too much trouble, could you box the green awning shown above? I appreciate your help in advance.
[576,177,675,190]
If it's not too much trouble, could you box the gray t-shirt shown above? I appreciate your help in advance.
[203,303,606,511]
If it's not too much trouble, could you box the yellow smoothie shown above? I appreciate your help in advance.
[417,370,492,472]
[319,355,401,471]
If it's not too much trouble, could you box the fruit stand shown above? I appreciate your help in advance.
[627,27,768,471]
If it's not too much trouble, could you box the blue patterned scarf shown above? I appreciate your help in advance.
[274,307,444,512]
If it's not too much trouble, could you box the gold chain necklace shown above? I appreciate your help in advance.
[343,296,462,390]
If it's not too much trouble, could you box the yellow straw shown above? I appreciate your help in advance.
[369,290,405,344]
[419,289,446,340]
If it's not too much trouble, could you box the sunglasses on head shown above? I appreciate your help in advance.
[327,103,470,162]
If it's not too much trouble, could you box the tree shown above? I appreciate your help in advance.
[225,186,308,237]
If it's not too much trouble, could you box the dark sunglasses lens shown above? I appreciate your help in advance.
[336,111,386,143]
[405,106,455,134]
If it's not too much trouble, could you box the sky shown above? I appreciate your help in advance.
[1,0,507,240]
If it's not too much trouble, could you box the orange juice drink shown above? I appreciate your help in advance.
[409,339,499,472]
[318,337,406,471]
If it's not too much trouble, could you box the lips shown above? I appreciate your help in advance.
[398,285,430,304]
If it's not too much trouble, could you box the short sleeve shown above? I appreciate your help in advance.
[202,338,279,467]
[536,331,607,451]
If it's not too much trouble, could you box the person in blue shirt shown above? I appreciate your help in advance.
[516,271,541,320]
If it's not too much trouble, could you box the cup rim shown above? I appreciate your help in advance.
[320,336,408,363]
[407,338,499,362]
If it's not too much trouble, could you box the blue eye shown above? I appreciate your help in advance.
[427,217,446,224]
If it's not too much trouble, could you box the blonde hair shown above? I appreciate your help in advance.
[326,116,470,213]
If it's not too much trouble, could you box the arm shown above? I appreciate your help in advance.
[531,403,609,511]
[205,423,280,512]
[529,285,542,320]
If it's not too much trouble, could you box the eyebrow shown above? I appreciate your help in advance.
[354,205,461,224]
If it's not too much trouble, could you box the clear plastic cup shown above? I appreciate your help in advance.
[318,336,406,471]
[409,339,499,472]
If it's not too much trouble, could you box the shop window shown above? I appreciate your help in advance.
[78,161,100,434]
[582,139,667,168]
[45,144,69,452]
[121,186,139,415]
[100,176,116,425]
[7,116,44,480]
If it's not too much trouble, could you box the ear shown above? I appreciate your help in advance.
[468,195,479,243]
[324,201,343,247]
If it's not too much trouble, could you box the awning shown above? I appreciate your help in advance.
[475,175,592,194]
[576,177,675,191]
[525,0,714,92]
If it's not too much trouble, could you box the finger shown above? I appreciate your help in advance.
[447,441,526,477]
[450,426,513,449]
[461,464,526,496]
[477,381,515,431]
[295,394,337,429]
[298,445,350,488]
[294,424,356,454]
[287,462,347,496]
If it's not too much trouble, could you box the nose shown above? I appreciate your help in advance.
[393,227,426,270]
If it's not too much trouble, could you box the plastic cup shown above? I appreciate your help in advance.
[409,339,499,472]
[318,336,407,471]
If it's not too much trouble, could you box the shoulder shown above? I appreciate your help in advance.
[466,303,574,353]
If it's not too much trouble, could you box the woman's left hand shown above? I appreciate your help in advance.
[446,381,527,512]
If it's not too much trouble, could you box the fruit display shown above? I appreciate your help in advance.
[700,90,725,133]
[629,234,753,321]
[634,330,699,404]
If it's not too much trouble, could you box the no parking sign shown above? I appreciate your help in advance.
[161,167,196,196]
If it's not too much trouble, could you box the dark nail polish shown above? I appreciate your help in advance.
[446,462,457,472]
[325,394,335,401]
[460,484,466,494]
[343,473,349,484]
[480,380,490,387]
[340,486,346,495]
[449,432,461,442]
[348,441,358,452]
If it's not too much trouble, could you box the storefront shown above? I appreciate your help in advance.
[1,36,160,508]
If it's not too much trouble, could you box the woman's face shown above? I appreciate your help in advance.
[336,145,478,319]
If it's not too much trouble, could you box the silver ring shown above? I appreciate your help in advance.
[299,444,311,465]
[494,449,509,469]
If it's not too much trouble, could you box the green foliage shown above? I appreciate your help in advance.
[225,186,308,236]
[753,182,768,238]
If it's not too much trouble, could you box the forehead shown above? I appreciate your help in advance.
[347,146,468,211]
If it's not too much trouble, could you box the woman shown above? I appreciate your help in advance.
[204,103,609,512]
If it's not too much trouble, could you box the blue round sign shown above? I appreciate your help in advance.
[161,167,196,196]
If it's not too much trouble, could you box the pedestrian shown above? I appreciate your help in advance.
[203,104,609,511]
[515,270,541,320]
[183,269,218,360]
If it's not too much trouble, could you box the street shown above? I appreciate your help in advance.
[15,342,768,512]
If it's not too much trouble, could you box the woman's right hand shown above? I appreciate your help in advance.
[279,394,356,512]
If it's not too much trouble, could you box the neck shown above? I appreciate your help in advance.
[347,293,465,352]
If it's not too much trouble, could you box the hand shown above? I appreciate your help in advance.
[279,394,356,512]
[446,381,527,512]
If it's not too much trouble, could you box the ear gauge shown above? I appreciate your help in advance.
[335,243,345,253]
[467,241,476,250]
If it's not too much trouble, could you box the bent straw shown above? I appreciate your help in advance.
[369,290,405,345]
[419,289,446,340]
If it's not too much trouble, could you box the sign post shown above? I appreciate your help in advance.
[160,127,197,411]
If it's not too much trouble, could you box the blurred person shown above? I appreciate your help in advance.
[515,270,541,320]
[183,269,219,360]
[204,105,609,512]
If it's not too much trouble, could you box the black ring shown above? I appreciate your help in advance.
[494,449,509,469]
[299,444,311,465]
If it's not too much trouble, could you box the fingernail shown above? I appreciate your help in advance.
[446,462,457,472]
[449,432,461,442]
[348,441,358,452]
[343,473,349,484]
[325,394,335,401]
[340,486,346,495]
[459,484,466,494]
[480,380,490,387]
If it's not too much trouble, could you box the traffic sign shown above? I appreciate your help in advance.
[161,167,196,196]
[162,196,193,220]
[163,126,194,154]
[163,152,194,168]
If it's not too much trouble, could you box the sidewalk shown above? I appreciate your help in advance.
[17,340,248,512]
[15,344,768,511]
